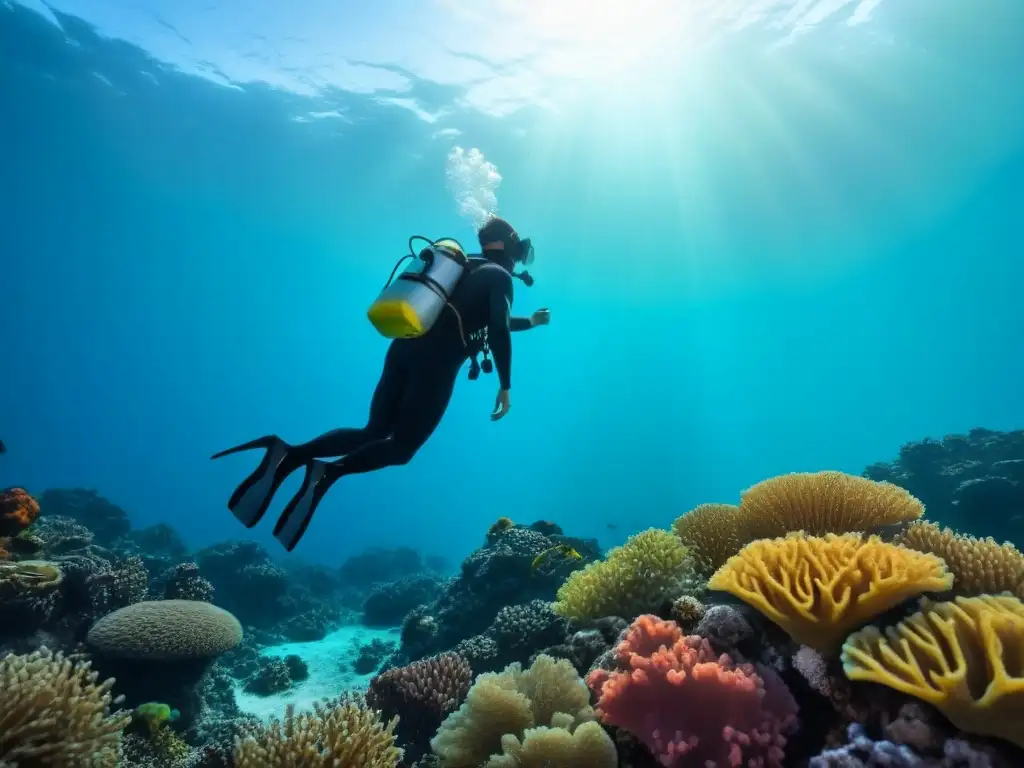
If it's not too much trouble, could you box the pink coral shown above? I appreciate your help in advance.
[586,614,799,768]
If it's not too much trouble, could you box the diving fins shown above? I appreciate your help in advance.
[272,460,344,552]
[211,435,298,528]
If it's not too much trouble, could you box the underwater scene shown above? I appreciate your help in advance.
[2,0,1024,766]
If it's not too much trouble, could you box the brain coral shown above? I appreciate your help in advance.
[86,599,242,660]
[709,532,953,653]
[552,528,694,621]
[841,594,1024,749]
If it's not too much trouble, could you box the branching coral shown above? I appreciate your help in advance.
[367,652,472,761]
[552,529,695,621]
[233,696,402,767]
[709,532,953,653]
[431,654,611,768]
[894,520,1024,599]
[586,614,799,767]
[0,646,132,766]
[841,594,1024,749]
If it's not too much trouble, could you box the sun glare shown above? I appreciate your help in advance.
[501,0,697,82]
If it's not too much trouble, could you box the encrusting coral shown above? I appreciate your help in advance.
[708,532,953,653]
[233,695,403,767]
[673,472,926,574]
[894,520,1024,599]
[552,528,695,621]
[841,593,1024,749]
[586,614,799,767]
[430,653,615,768]
[0,646,132,766]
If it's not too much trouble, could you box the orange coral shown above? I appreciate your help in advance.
[0,488,40,537]
[587,615,799,767]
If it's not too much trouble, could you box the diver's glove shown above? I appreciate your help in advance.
[491,388,511,421]
[530,308,551,326]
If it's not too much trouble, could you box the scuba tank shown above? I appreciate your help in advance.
[367,236,469,339]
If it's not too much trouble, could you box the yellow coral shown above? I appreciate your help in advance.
[552,529,694,621]
[841,594,1024,749]
[0,646,131,766]
[708,532,953,653]
[894,521,1024,599]
[739,471,924,543]
[431,654,601,768]
[672,503,744,574]
[234,696,402,767]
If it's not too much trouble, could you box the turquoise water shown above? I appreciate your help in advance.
[2,0,1022,565]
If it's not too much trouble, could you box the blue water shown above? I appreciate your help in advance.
[2,0,1023,566]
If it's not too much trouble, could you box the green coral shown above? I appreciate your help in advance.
[552,528,696,621]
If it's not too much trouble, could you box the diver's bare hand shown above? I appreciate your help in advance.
[530,308,551,327]
[491,389,511,421]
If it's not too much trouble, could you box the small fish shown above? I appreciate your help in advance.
[531,544,582,572]
[0,440,5,454]
[606,523,618,530]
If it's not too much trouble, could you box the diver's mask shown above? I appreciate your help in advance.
[513,236,535,286]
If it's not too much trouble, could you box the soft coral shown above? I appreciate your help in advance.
[587,614,799,767]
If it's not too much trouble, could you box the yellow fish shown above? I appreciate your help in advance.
[531,544,582,572]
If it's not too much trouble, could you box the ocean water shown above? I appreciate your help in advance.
[2,0,1023,570]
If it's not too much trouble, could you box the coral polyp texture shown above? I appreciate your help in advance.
[894,519,1024,599]
[234,696,403,767]
[0,426,1022,766]
[430,653,614,767]
[841,593,1024,749]
[587,614,799,767]
[739,471,925,541]
[673,472,927,576]
[0,646,132,766]
[552,528,694,621]
[709,532,953,653]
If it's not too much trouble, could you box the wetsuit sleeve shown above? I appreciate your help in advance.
[510,317,532,332]
[485,268,515,390]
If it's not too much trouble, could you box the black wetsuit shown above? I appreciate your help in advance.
[288,256,525,475]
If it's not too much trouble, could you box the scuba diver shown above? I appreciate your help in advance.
[212,216,549,552]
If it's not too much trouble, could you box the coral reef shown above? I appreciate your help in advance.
[842,594,1024,749]
[587,614,799,767]
[367,652,473,762]
[430,653,614,767]
[709,532,953,652]
[552,528,694,621]
[389,523,599,668]
[0,646,132,765]
[864,428,1024,543]
[234,695,403,767]
[2,425,1022,766]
